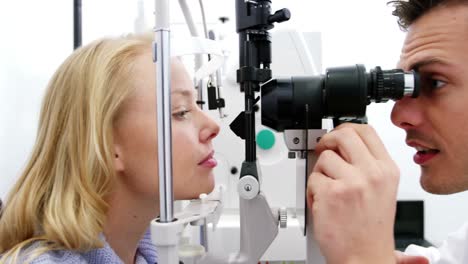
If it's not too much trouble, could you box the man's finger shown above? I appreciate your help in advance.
[395,250,429,264]
[335,123,391,161]
[307,171,334,208]
[316,126,374,165]
[313,149,354,180]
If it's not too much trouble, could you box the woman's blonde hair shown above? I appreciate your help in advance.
[0,33,153,263]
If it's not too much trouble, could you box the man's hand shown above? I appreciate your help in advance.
[307,123,400,264]
[395,250,429,264]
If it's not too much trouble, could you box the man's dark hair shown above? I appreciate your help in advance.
[388,0,467,31]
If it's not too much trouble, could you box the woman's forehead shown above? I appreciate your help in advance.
[171,60,195,94]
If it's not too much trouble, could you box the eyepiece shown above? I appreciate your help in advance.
[261,64,420,132]
[368,66,419,103]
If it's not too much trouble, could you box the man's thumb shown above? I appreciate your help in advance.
[395,250,430,264]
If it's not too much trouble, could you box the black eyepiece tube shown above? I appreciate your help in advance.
[261,64,420,132]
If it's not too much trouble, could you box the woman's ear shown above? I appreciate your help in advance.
[113,145,125,172]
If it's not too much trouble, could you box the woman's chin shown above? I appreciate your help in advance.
[175,181,215,200]
[196,174,216,196]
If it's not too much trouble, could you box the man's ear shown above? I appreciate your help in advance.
[113,145,125,172]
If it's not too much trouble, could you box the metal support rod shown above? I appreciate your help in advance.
[216,68,226,118]
[199,219,209,251]
[73,0,82,49]
[198,0,209,38]
[178,0,205,109]
[239,34,258,163]
[155,0,174,223]
[245,86,256,162]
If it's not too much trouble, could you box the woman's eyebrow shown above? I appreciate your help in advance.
[171,89,192,97]
[171,88,199,99]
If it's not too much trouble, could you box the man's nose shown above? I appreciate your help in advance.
[391,96,423,130]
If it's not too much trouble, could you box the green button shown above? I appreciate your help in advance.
[256,129,275,150]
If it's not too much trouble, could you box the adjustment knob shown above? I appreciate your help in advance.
[279,207,287,228]
[268,8,291,24]
[238,175,259,200]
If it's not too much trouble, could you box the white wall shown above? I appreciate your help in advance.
[1,0,467,246]
[0,0,73,203]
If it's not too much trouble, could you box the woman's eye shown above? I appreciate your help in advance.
[173,110,191,120]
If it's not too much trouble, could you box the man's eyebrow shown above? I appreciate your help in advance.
[409,57,449,71]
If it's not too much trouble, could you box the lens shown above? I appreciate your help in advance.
[324,65,368,117]
[261,77,324,132]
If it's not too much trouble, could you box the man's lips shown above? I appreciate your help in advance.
[406,141,440,165]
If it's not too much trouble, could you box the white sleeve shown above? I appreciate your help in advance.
[404,222,468,264]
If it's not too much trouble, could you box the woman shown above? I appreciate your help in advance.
[0,33,220,263]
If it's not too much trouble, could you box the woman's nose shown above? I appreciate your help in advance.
[199,112,220,142]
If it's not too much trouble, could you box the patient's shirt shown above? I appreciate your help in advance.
[20,229,157,264]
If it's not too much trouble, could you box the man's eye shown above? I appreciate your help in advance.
[421,74,447,92]
[431,79,447,89]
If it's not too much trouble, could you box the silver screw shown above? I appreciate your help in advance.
[293,137,300,144]
[244,184,252,192]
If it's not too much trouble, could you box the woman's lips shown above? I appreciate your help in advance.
[199,151,217,168]
[199,157,218,168]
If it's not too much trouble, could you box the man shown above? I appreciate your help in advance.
[307,0,468,263]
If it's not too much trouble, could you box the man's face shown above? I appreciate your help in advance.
[391,4,468,194]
